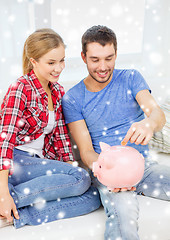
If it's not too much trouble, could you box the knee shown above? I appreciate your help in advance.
[116,192,139,219]
[104,191,139,226]
[105,216,139,240]
[71,166,91,194]
[104,194,139,240]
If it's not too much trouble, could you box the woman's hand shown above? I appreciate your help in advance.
[0,170,19,222]
[0,190,19,222]
[66,160,74,165]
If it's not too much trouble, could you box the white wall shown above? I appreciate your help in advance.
[59,0,170,104]
[0,0,169,104]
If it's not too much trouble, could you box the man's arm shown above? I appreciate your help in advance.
[122,89,166,146]
[68,119,98,170]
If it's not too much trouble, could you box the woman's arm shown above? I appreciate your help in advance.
[0,81,26,173]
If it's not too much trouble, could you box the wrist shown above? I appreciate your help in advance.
[0,170,9,189]
[148,118,157,132]
[0,187,10,197]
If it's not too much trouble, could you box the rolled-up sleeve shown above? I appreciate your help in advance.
[0,81,26,174]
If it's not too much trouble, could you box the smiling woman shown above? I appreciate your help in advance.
[30,47,65,88]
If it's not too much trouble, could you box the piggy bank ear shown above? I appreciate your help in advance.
[99,142,111,152]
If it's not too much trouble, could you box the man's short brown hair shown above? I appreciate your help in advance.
[81,25,117,56]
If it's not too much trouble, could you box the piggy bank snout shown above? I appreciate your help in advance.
[92,161,102,174]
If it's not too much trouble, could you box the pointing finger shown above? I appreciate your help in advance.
[122,126,136,146]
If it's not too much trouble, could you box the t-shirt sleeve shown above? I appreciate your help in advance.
[130,69,151,98]
[62,92,84,124]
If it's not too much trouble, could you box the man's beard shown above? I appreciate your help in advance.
[89,71,113,84]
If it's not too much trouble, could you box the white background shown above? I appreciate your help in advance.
[0,0,170,103]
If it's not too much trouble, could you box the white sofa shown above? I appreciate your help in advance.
[1,92,170,240]
[0,149,170,240]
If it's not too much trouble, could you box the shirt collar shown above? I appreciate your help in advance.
[28,70,61,100]
[28,70,47,99]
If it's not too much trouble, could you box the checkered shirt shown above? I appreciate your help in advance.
[0,70,74,174]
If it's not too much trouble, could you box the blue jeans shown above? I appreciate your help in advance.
[8,149,101,229]
[92,158,170,240]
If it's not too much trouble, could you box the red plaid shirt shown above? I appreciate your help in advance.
[0,70,74,174]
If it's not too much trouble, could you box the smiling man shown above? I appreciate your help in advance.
[82,42,116,86]
[62,25,169,240]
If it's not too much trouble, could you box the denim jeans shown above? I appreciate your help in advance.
[92,157,170,240]
[8,149,101,229]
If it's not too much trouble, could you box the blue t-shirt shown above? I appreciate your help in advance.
[62,69,151,157]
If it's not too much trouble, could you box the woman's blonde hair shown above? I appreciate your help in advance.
[22,28,65,75]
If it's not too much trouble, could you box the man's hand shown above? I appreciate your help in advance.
[121,118,156,146]
[93,173,136,193]
[0,191,19,222]
[111,187,136,193]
